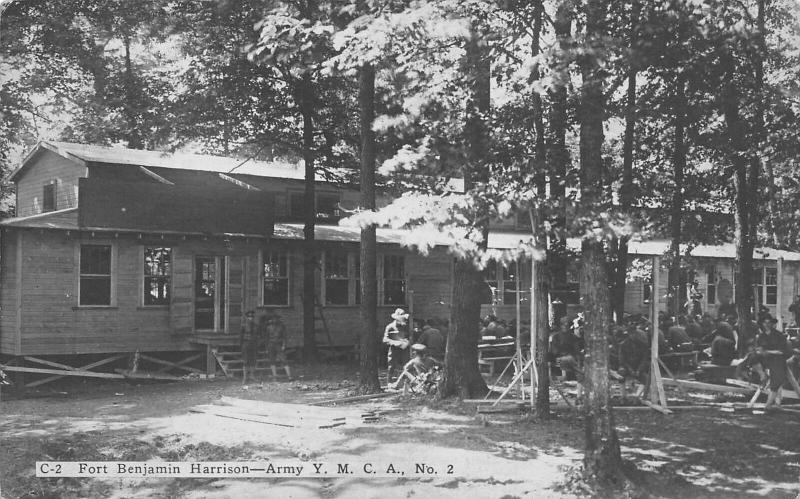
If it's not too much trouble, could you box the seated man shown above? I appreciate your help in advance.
[618,325,650,385]
[550,316,581,381]
[418,320,446,361]
[786,338,800,399]
[667,316,694,352]
[389,344,441,392]
[710,327,736,366]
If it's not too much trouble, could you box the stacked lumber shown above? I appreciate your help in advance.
[190,397,382,429]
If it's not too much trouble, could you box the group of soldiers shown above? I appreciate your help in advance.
[239,310,291,384]
[548,304,800,409]
[383,308,446,391]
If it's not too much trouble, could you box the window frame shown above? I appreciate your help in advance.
[76,242,117,307]
[141,246,172,307]
[642,279,653,305]
[706,265,717,305]
[322,248,360,306]
[43,182,57,212]
[380,253,406,306]
[260,248,291,307]
[484,260,526,306]
[752,266,778,307]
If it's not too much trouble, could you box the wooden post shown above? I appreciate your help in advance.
[777,257,784,329]
[530,256,537,409]
[206,345,216,376]
[650,256,667,407]
[515,259,524,400]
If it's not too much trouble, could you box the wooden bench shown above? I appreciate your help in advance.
[478,341,515,376]
[659,351,698,369]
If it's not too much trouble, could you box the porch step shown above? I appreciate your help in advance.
[210,348,275,378]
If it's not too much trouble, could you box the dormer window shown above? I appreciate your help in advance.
[43,182,56,212]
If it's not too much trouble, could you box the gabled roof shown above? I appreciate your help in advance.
[10,141,342,183]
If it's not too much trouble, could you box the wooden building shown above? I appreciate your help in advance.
[2,141,799,382]
[0,142,452,379]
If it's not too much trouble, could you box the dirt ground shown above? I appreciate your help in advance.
[1,364,799,499]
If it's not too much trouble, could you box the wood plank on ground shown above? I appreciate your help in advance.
[309,392,395,406]
[192,404,351,429]
[725,378,799,400]
[661,378,753,395]
[115,369,181,381]
[2,365,124,379]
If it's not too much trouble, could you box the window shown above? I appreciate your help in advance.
[323,249,360,305]
[765,268,778,305]
[43,183,56,212]
[288,193,304,221]
[324,249,349,305]
[316,193,340,221]
[642,280,652,304]
[484,261,526,305]
[706,265,717,305]
[143,247,171,306]
[485,261,499,304]
[382,254,405,305]
[263,250,290,306]
[753,267,778,306]
[80,245,112,305]
[502,262,520,305]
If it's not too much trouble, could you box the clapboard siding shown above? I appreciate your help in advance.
[0,231,20,354]
[15,230,269,355]
[16,150,84,217]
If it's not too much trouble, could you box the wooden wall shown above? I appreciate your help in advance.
[3,227,458,355]
[0,231,19,354]
[16,150,84,217]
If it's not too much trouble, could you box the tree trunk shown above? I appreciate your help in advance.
[299,75,319,363]
[441,257,490,398]
[721,51,754,327]
[611,1,638,324]
[122,33,143,149]
[668,74,687,318]
[579,0,622,482]
[530,1,550,418]
[547,0,572,296]
[440,28,489,399]
[358,63,380,394]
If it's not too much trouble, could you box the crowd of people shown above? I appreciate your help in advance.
[546,297,800,409]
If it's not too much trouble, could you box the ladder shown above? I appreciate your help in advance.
[315,301,333,346]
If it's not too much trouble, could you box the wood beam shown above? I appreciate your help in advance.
[23,354,126,388]
[2,365,125,380]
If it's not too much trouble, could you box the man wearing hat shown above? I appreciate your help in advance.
[756,315,790,409]
[383,308,411,383]
[263,311,291,379]
[389,343,441,392]
[240,310,260,385]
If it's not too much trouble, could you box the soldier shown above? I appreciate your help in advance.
[264,311,291,378]
[383,308,410,383]
[240,310,259,385]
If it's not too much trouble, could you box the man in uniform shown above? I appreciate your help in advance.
[264,312,291,379]
[240,310,260,385]
[383,308,410,383]
[389,344,442,392]
[757,316,789,409]
[418,319,446,361]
